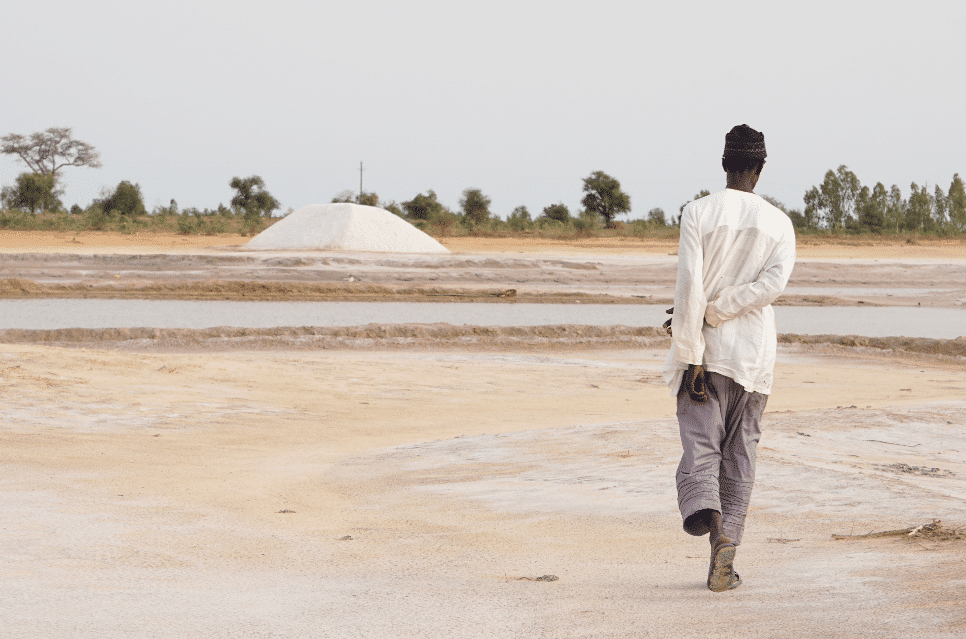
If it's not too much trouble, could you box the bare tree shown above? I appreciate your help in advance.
[1,127,102,180]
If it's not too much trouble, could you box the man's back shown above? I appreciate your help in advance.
[664,188,796,394]
[687,189,793,305]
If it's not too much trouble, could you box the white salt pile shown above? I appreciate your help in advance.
[245,203,449,254]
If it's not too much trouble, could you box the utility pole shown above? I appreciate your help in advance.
[359,161,364,199]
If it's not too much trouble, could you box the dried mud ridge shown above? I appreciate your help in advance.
[833,520,965,542]
[1,324,964,357]
[0,278,893,307]
[0,278,656,305]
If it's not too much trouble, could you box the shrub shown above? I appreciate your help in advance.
[542,203,570,223]
[508,206,533,231]
[83,204,111,230]
[176,215,199,234]
[101,181,146,217]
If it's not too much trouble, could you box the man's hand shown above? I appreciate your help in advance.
[683,364,708,403]
[662,307,673,336]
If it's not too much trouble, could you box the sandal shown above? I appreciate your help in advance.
[707,535,741,592]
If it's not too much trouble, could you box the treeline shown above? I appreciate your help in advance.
[789,166,966,234]
[0,173,283,236]
[4,127,966,237]
[331,170,646,236]
[0,127,286,235]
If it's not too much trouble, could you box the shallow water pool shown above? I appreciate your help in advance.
[0,300,962,339]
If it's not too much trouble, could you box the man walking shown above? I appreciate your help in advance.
[662,124,796,591]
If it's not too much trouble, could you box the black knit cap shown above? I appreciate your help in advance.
[723,124,766,160]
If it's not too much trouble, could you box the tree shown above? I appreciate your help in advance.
[508,205,532,231]
[933,184,949,231]
[460,188,491,225]
[885,184,906,233]
[801,166,862,229]
[760,194,784,211]
[948,173,966,232]
[3,173,61,213]
[855,183,887,233]
[402,190,444,220]
[905,182,933,231]
[646,207,667,226]
[834,165,861,228]
[802,186,822,229]
[1,127,101,181]
[230,175,280,220]
[331,190,379,206]
[356,192,379,207]
[101,181,146,216]
[541,202,570,222]
[581,171,630,227]
[331,190,354,203]
[816,169,843,228]
[384,201,405,217]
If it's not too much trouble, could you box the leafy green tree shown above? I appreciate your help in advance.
[3,173,61,212]
[383,201,404,217]
[230,175,280,220]
[1,127,101,181]
[402,190,444,220]
[933,184,949,230]
[817,169,845,228]
[101,181,146,216]
[356,192,379,207]
[948,173,966,232]
[855,183,887,233]
[836,165,861,227]
[816,166,861,229]
[508,205,532,231]
[460,188,491,225]
[801,166,863,229]
[786,209,808,229]
[581,171,631,227]
[802,186,822,229]
[646,207,666,226]
[905,182,933,231]
[331,190,379,206]
[885,184,906,233]
[541,202,570,222]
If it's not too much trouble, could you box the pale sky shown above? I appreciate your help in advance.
[3,1,964,221]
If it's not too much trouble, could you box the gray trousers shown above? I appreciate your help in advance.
[675,371,767,545]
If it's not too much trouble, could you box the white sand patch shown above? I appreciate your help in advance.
[244,203,449,253]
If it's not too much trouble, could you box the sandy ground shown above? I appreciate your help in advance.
[1,230,965,262]
[1,232,965,638]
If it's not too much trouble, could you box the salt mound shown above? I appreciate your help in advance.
[245,203,449,253]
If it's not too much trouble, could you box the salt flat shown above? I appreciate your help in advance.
[0,232,964,638]
[0,343,964,638]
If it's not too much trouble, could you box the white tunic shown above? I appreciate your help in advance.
[662,188,796,395]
